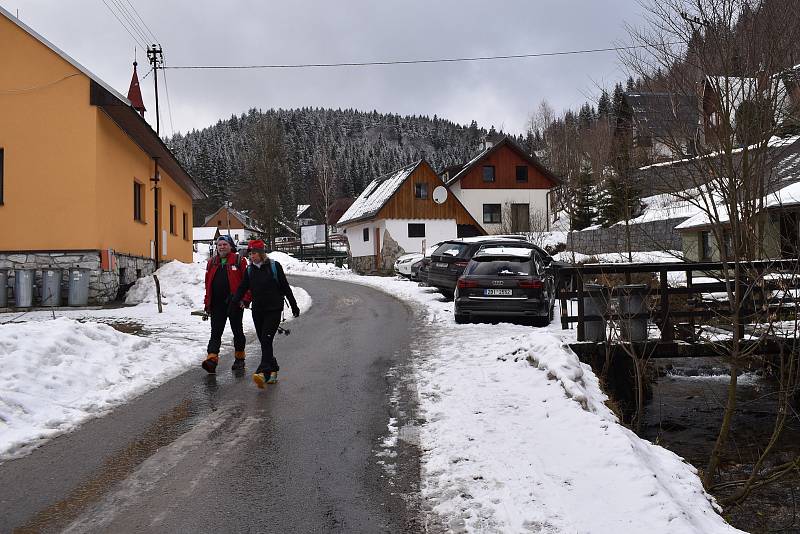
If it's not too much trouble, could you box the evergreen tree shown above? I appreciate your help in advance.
[570,163,597,230]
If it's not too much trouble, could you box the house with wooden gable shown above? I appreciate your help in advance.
[441,136,559,234]
[202,205,260,245]
[0,7,204,305]
[337,160,483,273]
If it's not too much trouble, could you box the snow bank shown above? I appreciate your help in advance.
[0,260,310,462]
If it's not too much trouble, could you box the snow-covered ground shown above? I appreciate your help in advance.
[271,252,742,533]
[0,252,742,533]
[0,257,310,462]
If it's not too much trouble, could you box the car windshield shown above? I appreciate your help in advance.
[466,258,532,276]
[434,243,468,258]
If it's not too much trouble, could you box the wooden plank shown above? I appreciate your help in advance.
[576,276,585,342]
[458,143,555,190]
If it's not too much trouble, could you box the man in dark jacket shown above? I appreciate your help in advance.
[233,239,300,388]
[202,235,250,373]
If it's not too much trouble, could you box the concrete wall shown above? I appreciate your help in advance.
[567,216,690,256]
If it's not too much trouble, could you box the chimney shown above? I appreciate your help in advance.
[127,61,146,116]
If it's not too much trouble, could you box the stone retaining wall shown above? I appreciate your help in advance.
[0,251,154,307]
[566,217,690,256]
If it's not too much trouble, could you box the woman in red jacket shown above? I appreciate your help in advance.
[202,235,251,373]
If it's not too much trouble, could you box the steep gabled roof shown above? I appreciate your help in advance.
[0,6,204,200]
[444,136,559,186]
[337,160,423,225]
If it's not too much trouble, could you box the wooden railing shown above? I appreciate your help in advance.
[556,259,800,343]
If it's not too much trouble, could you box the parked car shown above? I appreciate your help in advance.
[427,236,545,298]
[394,252,425,279]
[454,246,556,326]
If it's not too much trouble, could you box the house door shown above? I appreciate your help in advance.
[511,203,530,233]
[780,211,799,258]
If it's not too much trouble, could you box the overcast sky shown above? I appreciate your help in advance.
[3,0,645,137]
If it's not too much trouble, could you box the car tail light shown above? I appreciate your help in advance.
[457,278,478,289]
[454,261,469,268]
[518,279,543,289]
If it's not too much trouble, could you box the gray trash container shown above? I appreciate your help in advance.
[583,283,607,342]
[14,269,35,308]
[41,268,62,307]
[618,284,649,342]
[68,268,90,307]
[0,269,7,308]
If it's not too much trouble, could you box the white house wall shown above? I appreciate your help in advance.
[453,188,549,233]
[383,219,458,254]
[342,220,386,258]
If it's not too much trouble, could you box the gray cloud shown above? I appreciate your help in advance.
[4,0,641,135]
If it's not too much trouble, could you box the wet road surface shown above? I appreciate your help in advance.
[0,275,421,533]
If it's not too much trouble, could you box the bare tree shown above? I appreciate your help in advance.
[623,0,800,501]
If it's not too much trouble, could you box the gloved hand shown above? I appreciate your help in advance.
[292,306,300,318]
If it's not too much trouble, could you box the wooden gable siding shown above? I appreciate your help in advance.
[205,207,245,229]
[459,144,555,190]
[376,163,478,226]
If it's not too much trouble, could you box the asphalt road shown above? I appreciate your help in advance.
[0,275,422,534]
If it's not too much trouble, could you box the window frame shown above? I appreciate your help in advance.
[182,212,189,240]
[363,227,370,242]
[408,223,425,238]
[414,182,428,199]
[133,180,144,222]
[169,204,177,235]
[482,165,496,183]
[483,203,502,224]
[515,165,528,183]
[700,230,713,261]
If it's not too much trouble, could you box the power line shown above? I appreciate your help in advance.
[108,0,150,46]
[0,73,81,94]
[123,0,159,44]
[99,0,147,49]
[163,43,677,70]
[162,57,176,137]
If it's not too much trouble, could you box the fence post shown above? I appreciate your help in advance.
[686,269,694,341]
[660,269,672,342]
[576,275,585,342]
[560,274,569,330]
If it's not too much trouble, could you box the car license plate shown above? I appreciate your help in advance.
[485,289,512,296]
[434,262,448,268]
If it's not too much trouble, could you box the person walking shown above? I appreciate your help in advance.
[202,235,250,373]
[233,239,300,388]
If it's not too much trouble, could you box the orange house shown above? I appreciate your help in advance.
[0,7,205,304]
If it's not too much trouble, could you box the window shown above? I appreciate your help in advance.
[483,204,501,224]
[363,227,370,241]
[133,181,143,221]
[700,231,712,261]
[169,204,176,235]
[516,166,528,183]
[414,182,428,199]
[0,148,4,205]
[217,219,222,226]
[408,223,425,238]
[482,165,495,182]
[183,212,188,240]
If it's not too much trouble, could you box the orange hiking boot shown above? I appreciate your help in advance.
[202,353,219,374]
[252,372,266,389]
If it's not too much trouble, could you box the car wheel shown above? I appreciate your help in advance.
[454,313,468,324]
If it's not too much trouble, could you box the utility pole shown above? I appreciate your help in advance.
[147,44,164,267]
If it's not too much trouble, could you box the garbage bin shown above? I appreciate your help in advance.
[583,283,607,342]
[68,268,90,307]
[41,268,62,307]
[618,284,649,342]
[14,269,35,308]
[0,269,8,308]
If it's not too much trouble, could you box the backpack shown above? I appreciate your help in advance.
[247,259,279,284]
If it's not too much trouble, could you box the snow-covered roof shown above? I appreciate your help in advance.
[337,160,422,225]
[192,226,219,242]
[297,204,311,218]
[475,247,534,258]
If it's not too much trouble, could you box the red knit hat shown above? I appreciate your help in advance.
[248,239,266,253]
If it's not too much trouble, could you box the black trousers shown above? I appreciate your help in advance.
[252,308,282,374]
[207,300,246,354]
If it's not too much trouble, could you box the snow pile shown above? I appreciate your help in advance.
[125,260,206,308]
[0,259,311,462]
[0,317,194,460]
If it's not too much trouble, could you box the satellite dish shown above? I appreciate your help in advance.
[432,186,448,204]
